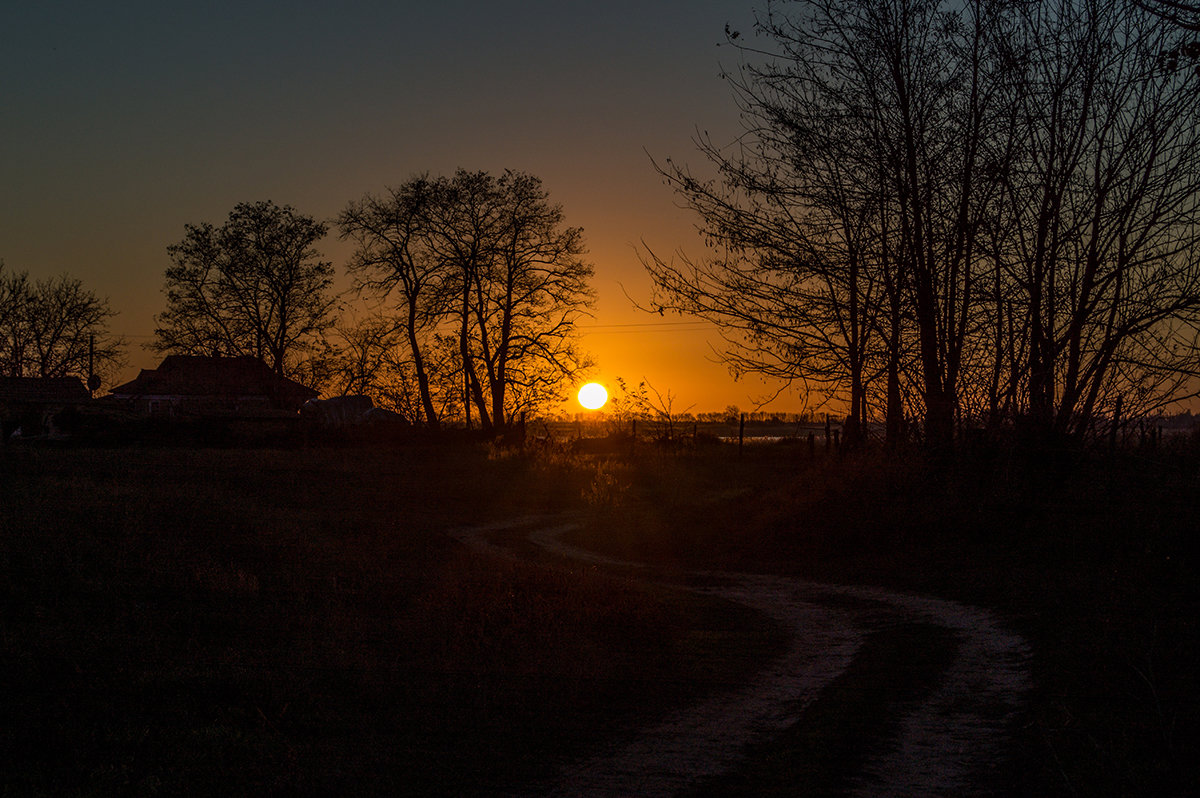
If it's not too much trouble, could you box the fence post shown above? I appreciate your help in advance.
[739,413,746,455]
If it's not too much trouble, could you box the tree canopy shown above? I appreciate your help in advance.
[0,261,125,384]
[153,201,336,378]
[339,170,594,429]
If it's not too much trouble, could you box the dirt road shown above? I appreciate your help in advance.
[453,518,1031,797]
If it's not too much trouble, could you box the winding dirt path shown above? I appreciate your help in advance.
[452,518,1031,797]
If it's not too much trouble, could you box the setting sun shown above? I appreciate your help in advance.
[577,382,609,410]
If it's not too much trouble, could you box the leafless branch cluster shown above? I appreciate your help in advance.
[0,261,125,382]
[337,170,594,430]
[645,0,1200,446]
[152,201,336,378]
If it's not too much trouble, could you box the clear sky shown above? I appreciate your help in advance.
[2,0,806,413]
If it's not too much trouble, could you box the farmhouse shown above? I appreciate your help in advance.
[0,376,92,439]
[108,355,318,417]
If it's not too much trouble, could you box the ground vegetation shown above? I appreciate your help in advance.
[2,433,1193,794]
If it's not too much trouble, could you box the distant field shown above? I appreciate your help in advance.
[1,437,1195,795]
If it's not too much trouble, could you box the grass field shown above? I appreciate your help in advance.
[0,441,781,796]
[1,435,1196,795]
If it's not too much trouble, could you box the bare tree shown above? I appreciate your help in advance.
[339,178,448,427]
[647,0,1200,448]
[994,0,1200,438]
[153,201,336,378]
[646,0,1021,448]
[473,171,594,427]
[0,264,30,378]
[1136,0,1200,31]
[0,262,125,383]
[391,170,495,429]
[343,170,594,431]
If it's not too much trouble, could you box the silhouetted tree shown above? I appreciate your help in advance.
[471,170,594,428]
[0,262,125,382]
[646,0,1021,448]
[343,170,594,431]
[0,264,26,376]
[153,201,336,378]
[646,0,1200,447]
[339,179,447,427]
[1136,0,1200,31]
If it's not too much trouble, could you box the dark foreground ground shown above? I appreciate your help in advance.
[1,436,1196,795]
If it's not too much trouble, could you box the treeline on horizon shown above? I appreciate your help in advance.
[5,0,1200,449]
[1,170,594,434]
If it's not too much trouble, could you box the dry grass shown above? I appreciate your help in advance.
[0,442,775,796]
[2,437,1194,795]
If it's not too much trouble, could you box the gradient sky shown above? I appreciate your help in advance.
[2,1,808,413]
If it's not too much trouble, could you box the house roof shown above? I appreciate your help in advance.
[108,356,318,402]
[0,376,91,404]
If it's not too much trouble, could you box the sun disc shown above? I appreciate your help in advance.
[578,382,608,410]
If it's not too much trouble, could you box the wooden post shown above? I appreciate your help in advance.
[824,414,832,454]
[807,432,816,459]
[738,413,745,455]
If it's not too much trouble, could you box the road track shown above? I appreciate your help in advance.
[453,517,1031,797]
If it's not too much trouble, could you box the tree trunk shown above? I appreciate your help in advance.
[407,298,438,429]
[924,387,956,450]
[885,325,903,449]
